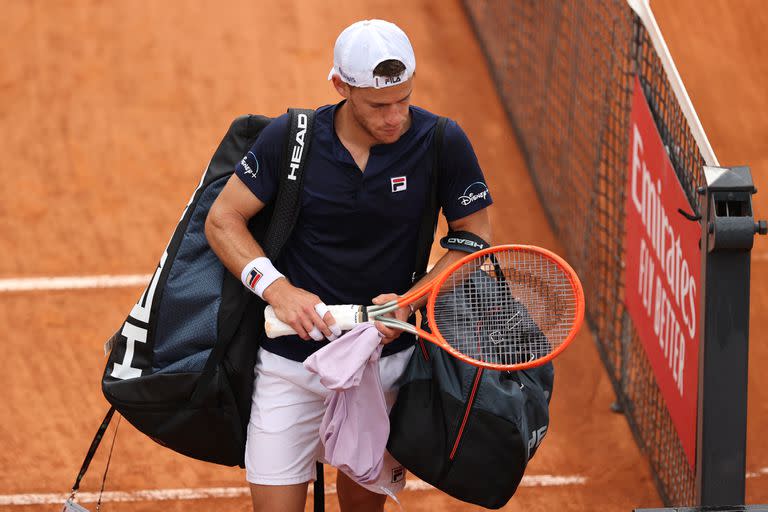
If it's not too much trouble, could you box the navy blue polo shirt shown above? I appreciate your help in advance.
[234,102,493,361]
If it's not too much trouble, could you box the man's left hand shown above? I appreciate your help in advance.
[371,293,412,344]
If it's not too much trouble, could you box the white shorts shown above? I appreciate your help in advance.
[245,346,414,495]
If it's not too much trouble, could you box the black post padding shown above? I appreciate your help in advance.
[695,165,757,506]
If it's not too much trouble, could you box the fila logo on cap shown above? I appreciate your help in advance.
[391,176,407,193]
[374,75,403,88]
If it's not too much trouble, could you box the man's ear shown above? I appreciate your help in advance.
[331,75,351,98]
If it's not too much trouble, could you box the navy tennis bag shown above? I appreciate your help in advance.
[388,339,553,508]
[388,241,554,509]
[101,109,314,467]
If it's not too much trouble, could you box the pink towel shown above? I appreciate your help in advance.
[303,323,388,484]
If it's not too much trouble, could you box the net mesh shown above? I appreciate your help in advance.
[463,0,706,505]
[433,248,579,368]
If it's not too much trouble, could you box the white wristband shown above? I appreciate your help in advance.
[241,257,284,299]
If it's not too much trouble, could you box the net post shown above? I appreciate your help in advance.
[695,165,759,506]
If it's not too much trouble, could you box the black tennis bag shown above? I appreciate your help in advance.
[388,333,554,509]
[388,226,554,506]
[101,109,315,467]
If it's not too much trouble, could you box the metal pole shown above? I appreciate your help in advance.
[695,165,766,506]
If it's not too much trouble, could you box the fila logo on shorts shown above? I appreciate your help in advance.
[246,269,263,290]
[391,466,405,483]
[390,176,407,193]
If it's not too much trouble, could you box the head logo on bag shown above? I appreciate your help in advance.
[287,113,308,181]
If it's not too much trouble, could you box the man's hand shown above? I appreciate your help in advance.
[371,293,412,344]
[263,279,340,341]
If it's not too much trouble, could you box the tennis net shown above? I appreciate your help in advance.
[463,0,720,505]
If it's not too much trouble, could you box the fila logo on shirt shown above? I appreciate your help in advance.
[246,269,263,290]
[390,176,407,193]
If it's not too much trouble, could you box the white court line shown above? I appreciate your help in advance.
[746,467,768,478]
[0,274,152,292]
[4,250,766,290]
[0,249,764,294]
[0,475,587,506]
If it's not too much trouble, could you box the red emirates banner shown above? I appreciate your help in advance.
[623,75,701,469]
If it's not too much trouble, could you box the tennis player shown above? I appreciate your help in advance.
[206,19,493,512]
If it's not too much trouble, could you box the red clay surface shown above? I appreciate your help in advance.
[0,1,765,510]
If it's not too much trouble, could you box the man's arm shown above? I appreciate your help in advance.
[417,206,493,300]
[372,207,492,341]
[205,174,336,340]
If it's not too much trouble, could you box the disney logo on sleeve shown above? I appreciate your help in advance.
[458,182,489,206]
[240,152,259,178]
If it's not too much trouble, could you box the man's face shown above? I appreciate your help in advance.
[344,78,414,145]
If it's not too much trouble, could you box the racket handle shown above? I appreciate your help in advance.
[263,304,364,338]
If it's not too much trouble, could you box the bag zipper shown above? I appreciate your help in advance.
[418,339,430,361]
[449,368,484,460]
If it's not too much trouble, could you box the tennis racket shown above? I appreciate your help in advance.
[264,245,585,371]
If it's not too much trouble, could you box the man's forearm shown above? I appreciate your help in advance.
[406,208,493,309]
[205,208,266,280]
[406,249,467,310]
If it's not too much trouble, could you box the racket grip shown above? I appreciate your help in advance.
[263,305,363,338]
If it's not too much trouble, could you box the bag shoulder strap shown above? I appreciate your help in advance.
[262,108,316,259]
[412,116,448,282]
[196,108,315,394]
[66,407,116,500]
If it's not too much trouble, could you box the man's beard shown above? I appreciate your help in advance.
[349,103,400,144]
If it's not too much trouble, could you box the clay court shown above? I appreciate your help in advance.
[1,1,767,510]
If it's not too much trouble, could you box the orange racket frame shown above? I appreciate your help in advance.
[264,245,585,371]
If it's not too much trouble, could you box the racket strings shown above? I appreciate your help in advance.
[433,249,578,366]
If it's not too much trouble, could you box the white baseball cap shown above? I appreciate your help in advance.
[328,19,416,89]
